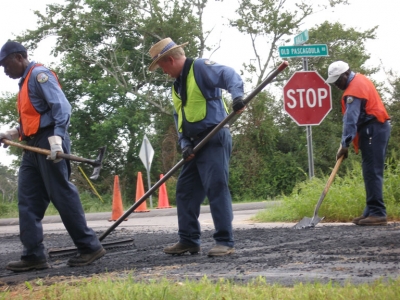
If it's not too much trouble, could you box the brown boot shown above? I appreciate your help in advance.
[352,216,366,225]
[358,216,387,226]
[207,245,235,257]
[6,259,50,272]
[163,242,200,255]
[67,247,106,267]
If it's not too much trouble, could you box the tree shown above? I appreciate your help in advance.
[0,163,17,202]
[227,0,381,199]
[1,0,209,200]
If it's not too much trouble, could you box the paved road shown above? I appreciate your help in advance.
[1,201,398,287]
[0,201,305,236]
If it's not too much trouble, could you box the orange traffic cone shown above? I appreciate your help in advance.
[134,172,149,213]
[157,174,172,209]
[109,175,127,221]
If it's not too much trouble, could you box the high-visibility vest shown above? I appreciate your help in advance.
[18,64,60,138]
[341,73,390,152]
[172,60,228,133]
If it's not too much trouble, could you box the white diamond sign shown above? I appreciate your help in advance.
[139,135,154,171]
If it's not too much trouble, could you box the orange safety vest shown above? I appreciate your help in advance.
[341,73,390,153]
[18,64,60,139]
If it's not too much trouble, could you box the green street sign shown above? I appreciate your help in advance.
[278,44,329,58]
[294,30,309,45]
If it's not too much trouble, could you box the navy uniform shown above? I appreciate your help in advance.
[172,58,243,249]
[326,60,391,226]
[148,37,244,255]
[340,71,390,218]
[17,62,103,261]
[0,41,105,271]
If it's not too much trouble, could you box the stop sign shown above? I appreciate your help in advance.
[283,71,332,126]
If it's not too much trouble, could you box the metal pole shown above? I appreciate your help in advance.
[303,57,314,179]
[144,139,153,208]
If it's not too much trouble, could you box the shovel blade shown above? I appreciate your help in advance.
[293,215,324,229]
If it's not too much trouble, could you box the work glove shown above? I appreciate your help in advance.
[0,128,19,148]
[182,146,194,161]
[47,135,63,163]
[336,144,348,161]
[232,96,246,112]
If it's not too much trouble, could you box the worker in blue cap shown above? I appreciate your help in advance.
[0,41,105,272]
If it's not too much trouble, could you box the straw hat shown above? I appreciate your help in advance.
[148,37,188,71]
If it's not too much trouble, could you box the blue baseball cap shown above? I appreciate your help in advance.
[0,41,27,66]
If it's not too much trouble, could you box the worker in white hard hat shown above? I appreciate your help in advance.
[326,61,391,226]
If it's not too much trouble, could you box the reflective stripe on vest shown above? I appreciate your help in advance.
[341,73,390,153]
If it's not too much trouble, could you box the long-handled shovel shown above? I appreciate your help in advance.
[2,139,106,180]
[97,61,289,242]
[293,155,344,229]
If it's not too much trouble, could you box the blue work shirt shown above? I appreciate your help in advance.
[173,58,244,149]
[341,71,376,148]
[18,61,71,139]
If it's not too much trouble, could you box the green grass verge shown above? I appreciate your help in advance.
[254,159,400,223]
[2,275,400,300]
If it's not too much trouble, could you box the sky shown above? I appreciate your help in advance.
[0,0,399,166]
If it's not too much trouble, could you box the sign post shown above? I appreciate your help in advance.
[279,32,330,179]
[139,135,154,208]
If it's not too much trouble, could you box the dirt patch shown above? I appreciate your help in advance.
[1,223,399,287]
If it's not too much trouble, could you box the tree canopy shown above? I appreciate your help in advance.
[1,0,399,203]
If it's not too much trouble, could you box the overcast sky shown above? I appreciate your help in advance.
[0,0,399,166]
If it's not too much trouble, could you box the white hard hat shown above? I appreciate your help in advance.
[325,61,349,83]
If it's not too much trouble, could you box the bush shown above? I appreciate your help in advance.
[255,158,400,222]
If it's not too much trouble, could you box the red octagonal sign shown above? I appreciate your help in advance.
[283,71,332,126]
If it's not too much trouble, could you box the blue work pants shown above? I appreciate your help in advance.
[176,127,234,247]
[358,121,391,217]
[18,129,102,261]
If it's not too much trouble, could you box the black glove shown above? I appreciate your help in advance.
[336,145,348,161]
[182,146,194,160]
[232,96,246,112]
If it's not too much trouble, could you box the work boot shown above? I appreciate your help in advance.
[358,216,387,226]
[6,259,50,272]
[352,215,366,225]
[163,242,200,255]
[67,247,106,267]
[207,245,235,257]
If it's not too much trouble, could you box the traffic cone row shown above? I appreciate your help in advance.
[109,172,172,219]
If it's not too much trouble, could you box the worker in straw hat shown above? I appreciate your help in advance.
[325,60,391,226]
[148,37,245,256]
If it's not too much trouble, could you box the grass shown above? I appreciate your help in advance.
[254,159,400,223]
[2,161,400,299]
[1,274,400,300]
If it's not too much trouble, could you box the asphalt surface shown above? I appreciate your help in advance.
[0,201,399,287]
[0,201,286,235]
